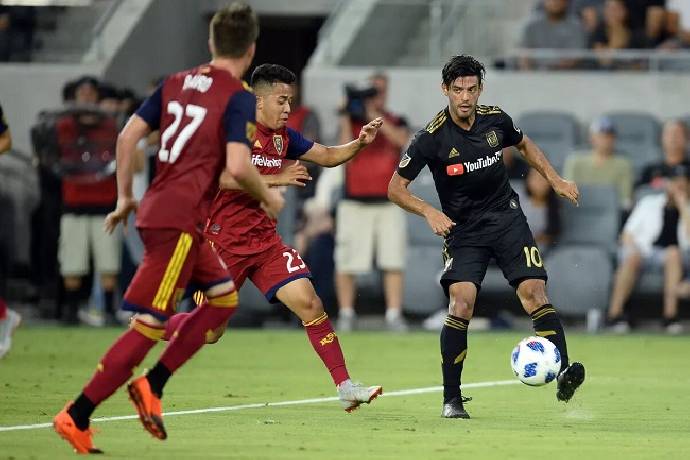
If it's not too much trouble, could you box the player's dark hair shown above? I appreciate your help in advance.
[250,64,296,89]
[441,55,485,88]
[210,2,259,58]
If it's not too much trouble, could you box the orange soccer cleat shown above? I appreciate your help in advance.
[127,376,167,440]
[53,403,103,454]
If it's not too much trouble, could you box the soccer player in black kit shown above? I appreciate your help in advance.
[388,55,585,418]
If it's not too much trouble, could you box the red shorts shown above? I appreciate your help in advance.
[123,228,232,320]
[215,239,311,303]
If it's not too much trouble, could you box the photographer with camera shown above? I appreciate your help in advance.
[335,72,410,332]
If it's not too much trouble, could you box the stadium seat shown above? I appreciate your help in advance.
[517,111,580,173]
[604,111,662,177]
[545,245,612,328]
[559,184,620,252]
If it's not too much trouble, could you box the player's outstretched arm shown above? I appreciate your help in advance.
[515,135,580,205]
[388,172,455,237]
[104,114,151,234]
[300,117,384,167]
[219,160,311,190]
[226,142,284,219]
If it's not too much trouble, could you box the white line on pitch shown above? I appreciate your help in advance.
[0,379,520,433]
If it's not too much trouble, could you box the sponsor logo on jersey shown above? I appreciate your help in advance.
[510,199,518,209]
[446,163,464,176]
[513,122,521,133]
[273,134,284,153]
[254,139,262,148]
[252,154,282,168]
[486,130,499,148]
[182,74,213,93]
[449,147,460,158]
[399,153,411,168]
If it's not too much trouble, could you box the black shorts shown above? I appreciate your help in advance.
[440,205,547,297]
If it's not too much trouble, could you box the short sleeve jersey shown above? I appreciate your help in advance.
[206,122,313,255]
[0,103,8,135]
[134,64,256,233]
[397,105,523,231]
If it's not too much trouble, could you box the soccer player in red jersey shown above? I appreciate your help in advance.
[53,3,283,454]
[164,64,384,412]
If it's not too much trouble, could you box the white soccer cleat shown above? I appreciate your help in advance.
[0,308,22,359]
[337,379,383,412]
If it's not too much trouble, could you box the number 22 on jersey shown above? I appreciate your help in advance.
[158,101,207,164]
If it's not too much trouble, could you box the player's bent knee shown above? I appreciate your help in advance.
[130,313,166,341]
[449,299,474,319]
[517,280,548,307]
[206,280,236,299]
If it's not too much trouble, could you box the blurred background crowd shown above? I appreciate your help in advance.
[2,0,690,339]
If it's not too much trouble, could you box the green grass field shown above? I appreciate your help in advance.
[1,327,689,459]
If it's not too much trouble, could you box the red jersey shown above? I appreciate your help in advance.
[134,64,256,233]
[206,122,313,255]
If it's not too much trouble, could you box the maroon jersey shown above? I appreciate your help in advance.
[134,64,256,233]
[206,122,313,255]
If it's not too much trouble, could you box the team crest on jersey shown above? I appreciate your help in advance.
[449,147,460,158]
[273,134,284,153]
[399,153,411,168]
[486,130,499,148]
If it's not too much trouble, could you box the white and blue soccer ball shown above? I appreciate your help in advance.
[510,336,561,386]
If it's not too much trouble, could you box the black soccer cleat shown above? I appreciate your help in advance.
[556,362,585,402]
[441,395,472,419]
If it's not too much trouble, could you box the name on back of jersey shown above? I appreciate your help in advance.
[183,74,213,93]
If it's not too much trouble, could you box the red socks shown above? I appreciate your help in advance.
[159,291,237,373]
[304,313,350,385]
[0,298,6,320]
[82,319,163,404]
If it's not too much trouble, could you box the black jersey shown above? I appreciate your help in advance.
[397,105,524,235]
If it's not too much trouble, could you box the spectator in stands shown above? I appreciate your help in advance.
[58,76,121,325]
[520,0,588,70]
[590,0,645,49]
[638,119,689,189]
[519,168,562,252]
[0,100,22,359]
[335,72,410,332]
[661,0,690,48]
[563,115,634,209]
[0,7,10,61]
[606,165,690,334]
[623,0,667,47]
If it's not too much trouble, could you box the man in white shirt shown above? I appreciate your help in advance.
[607,165,690,334]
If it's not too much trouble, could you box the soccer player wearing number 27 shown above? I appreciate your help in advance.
[164,64,384,412]
[388,55,586,419]
[53,3,284,454]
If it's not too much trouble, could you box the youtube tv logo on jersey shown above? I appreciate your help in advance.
[446,163,464,176]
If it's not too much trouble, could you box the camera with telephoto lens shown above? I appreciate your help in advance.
[343,84,378,122]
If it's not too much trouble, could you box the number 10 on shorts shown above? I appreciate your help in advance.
[523,246,543,268]
[283,249,306,273]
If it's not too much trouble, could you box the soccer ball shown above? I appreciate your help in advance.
[510,336,561,386]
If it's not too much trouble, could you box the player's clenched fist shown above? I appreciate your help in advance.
[261,188,285,220]
[551,178,579,206]
[104,197,138,234]
[423,206,456,237]
[357,116,384,146]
